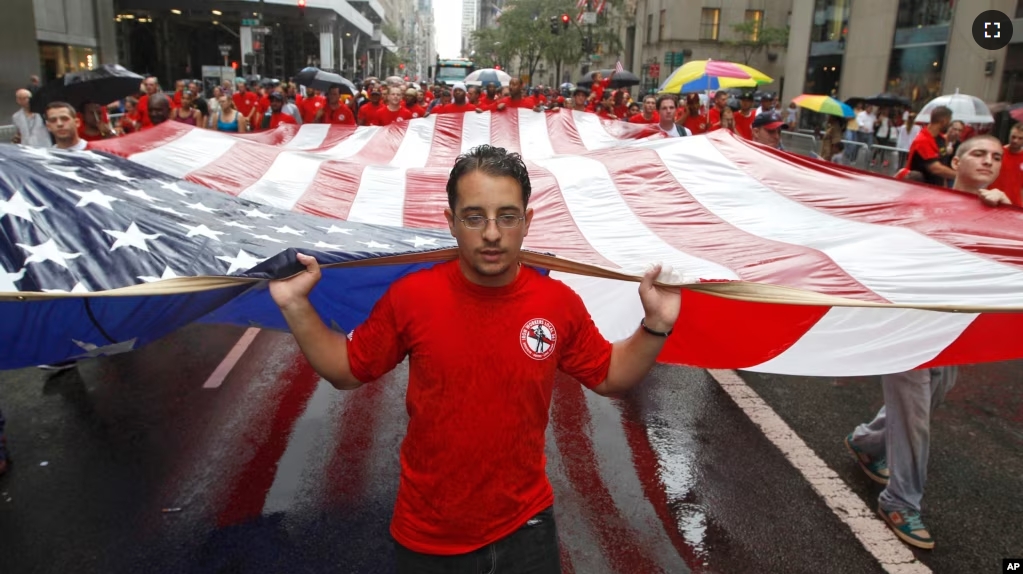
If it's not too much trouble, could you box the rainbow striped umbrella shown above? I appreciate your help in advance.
[658,60,772,94]
[792,94,854,118]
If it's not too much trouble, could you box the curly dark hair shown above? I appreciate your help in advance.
[446,145,532,211]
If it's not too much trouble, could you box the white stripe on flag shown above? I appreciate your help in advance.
[283,124,331,150]
[655,137,1023,307]
[747,308,979,376]
[319,126,378,159]
[571,111,626,151]
[517,108,556,161]
[460,110,492,154]
[551,273,644,342]
[347,165,407,226]
[129,129,235,178]
[534,155,740,279]
[390,115,436,168]
[237,151,324,210]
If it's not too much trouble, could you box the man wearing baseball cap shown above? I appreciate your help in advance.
[751,110,787,149]
[734,92,756,140]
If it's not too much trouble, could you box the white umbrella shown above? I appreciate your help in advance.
[916,89,994,124]
[464,68,512,87]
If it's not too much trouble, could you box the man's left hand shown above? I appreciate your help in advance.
[638,263,682,333]
[979,188,1012,207]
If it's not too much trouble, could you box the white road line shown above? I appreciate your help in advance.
[202,328,261,389]
[706,369,931,574]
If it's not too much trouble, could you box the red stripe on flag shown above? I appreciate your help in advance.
[426,112,467,168]
[596,117,661,141]
[87,121,194,157]
[233,124,302,147]
[597,147,887,301]
[525,165,620,267]
[186,141,283,196]
[711,132,1023,270]
[550,373,665,574]
[490,109,521,155]
[404,168,452,228]
[292,124,409,218]
[308,125,364,152]
[216,353,321,527]
[546,111,590,156]
[319,380,388,510]
[919,313,1023,368]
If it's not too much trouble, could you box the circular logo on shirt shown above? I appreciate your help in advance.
[336,113,347,121]
[520,318,557,360]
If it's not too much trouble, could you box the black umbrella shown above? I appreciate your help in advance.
[577,69,641,89]
[864,93,911,108]
[844,96,867,109]
[294,67,357,95]
[30,64,144,113]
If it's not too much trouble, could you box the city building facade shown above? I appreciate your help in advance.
[461,0,478,57]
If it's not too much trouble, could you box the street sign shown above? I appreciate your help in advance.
[581,12,597,25]
[251,26,271,34]
[241,18,260,26]
[650,63,660,77]
[218,44,232,56]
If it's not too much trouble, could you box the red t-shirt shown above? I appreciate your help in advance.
[591,77,610,104]
[372,106,413,126]
[613,104,629,118]
[433,102,478,114]
[268,112,297,129]
[708,107,725,131]
[300,95,326,124]
[403,103,427,118]
[233,91,259,119]
[478,93,500,110]
[629,112,659,124]
[906,128,945,186]
[347,261,613,555]
[734,109,755,140]
[320,103,356,125]
[683,114,709,135]
[137,94,151,127]
[991,146,1023,206]
[358,101,382,124]
[495,96,537,110]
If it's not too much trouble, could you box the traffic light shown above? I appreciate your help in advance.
[399,63,404,70]
[298,0,305,16]
[549,16,559,35]
[561,13,570,30]
[231,61,239,69]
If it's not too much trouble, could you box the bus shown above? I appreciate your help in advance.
[435,58,475,84]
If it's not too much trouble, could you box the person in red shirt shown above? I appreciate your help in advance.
[77,102,115,141]
[733,92,756,140]
[171,79,186,108]
[989,123,1023,206]
[467,86,481,106]
[478,82,501,110]
[681,93,707,135]
[268,144,681,570]
[629,95,660,124]
[432,83,477,114]
[611,90,629,118]
[568,88,591,112]
[899,105,956,186]
[260,92,298,129]
[137,76,160,127]
[357,87,383,125]
[401,88,428,118]
[589,70,615,104]
[488,77,540,112]
[314,86,356,125]
[373,86,414,126]
[298,87,324,124]
[707,90,729,132]
[255,84,271,124]
[232,79,260,128]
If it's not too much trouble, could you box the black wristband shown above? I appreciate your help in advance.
[640,318,672,337]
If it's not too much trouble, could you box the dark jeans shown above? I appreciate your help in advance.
[394,506,560,574]
[0,406,6,461]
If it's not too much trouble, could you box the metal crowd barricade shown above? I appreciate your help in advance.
[840,139,870,170]
[0,125,16,142]
[781,130,819,158]
[867,145,907,177]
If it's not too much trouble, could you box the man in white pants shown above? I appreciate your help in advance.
[844,135,1011,550]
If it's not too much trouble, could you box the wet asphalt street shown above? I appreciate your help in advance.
[0,323,1019,574]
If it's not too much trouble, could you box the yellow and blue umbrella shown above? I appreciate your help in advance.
[792,94,854,118]
[658,60,772,94]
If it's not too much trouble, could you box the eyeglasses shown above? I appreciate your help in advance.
[457,214,524,230]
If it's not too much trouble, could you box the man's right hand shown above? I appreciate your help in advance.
[269,252,322,309]
[979,188,1012,207]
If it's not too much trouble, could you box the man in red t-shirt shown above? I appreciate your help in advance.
[262,92,298,129]
[681,93,707,134]
[990,123,1023,206]
[401,88,428,118]
[269,145,681,571]
[299,87,327,124]
[373,86,414,126]
[357,87,382,125]
[433,83,477,114]
[707,91,729,132]
[477,83,501,110]
[314,86,356,125]
[137,76,160,127]
[733,92,756,140]
[900,105,956,187]
[629,95,659,124]
[488,77,540,112]
[232,80,260,128]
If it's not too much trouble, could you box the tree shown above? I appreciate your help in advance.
[727,21,789,66]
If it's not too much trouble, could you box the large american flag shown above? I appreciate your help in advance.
[8,108,1023,375]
